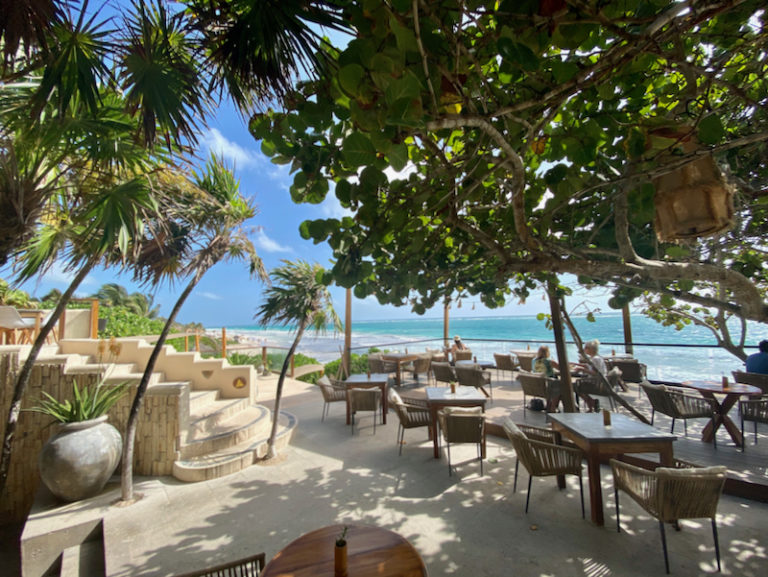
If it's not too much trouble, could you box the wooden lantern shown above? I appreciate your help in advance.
[652,140,734,242]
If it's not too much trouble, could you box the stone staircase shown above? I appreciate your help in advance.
[33,340,297,483]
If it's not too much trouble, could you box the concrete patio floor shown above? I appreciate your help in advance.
[12,373,768,576]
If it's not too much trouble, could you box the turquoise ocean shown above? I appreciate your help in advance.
[228,314,768,382]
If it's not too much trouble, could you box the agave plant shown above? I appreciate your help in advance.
[28,379,129,423]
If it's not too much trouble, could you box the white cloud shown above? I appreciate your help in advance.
[319,187,353,219]
[255,230,293,253]
[201,128,260,169]
[198,292,223,301]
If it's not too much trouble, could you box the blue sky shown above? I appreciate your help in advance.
[3,2,613,328]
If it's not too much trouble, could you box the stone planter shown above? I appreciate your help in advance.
[38,415,122,502]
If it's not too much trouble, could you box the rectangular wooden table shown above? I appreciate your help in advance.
[381,352,419,387]
[548,412,677,526]
[343,373,390,425]
[425,386,487,459]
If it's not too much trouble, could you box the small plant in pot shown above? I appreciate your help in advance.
[29,378,129,502]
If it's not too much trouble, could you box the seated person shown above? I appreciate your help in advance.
[449,335,471,362]
[533,345,561,411]
[745,340,768,375]
[573,340,607,412]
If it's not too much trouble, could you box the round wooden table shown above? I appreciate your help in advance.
[261,524,428,577]
[680,380,762,446]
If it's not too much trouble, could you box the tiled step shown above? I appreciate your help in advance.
[188,397,251,437]
[179,404,271,459]
[173,411,297,482]
[189,390,220,411]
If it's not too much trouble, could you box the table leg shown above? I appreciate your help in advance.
[430,405,440,458]
[381,383,388,425]
[586,453,604,526]
[395,362,402,387]
[553,431,566,489]
[659,443,674,467]
[700,393,743,446]
[345,390,352,426]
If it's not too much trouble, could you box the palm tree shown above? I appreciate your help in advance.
[94,283,132,308]
[255,260,340,459]
[119,155,267,502]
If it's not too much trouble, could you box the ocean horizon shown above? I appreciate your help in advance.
[224,312,768,382]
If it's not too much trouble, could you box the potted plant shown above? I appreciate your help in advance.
[30,378,128,502]
[334,526,348,577]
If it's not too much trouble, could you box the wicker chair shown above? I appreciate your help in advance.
[502,419,584,517]
[453,349,473,362]
[517,371,559,414]
[493,352,517,382]
[431,361,456,386]
[732,370,768,395]
[438,407,485,476]
[405,354,433,384]
[454,363,493,400]
[574,367,623,410]
[739,397,768,448]
[315,376,347,422]
[606,358,647,384]
[389,390,431,455]
[610,459,727,574]
[349,388,382,435]
[641,382,718,443]
[172,552,265,577]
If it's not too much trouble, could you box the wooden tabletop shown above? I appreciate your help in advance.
[344,373,391,385]
[680,380,762,396]
[425,386,486,403]
[261,524,428,577]
[548,412,677,443]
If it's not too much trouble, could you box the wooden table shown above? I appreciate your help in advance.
[425,387,487,459]
[343,373,390,426]
[548,412,677,526]
[382,352,419,387]
[680,380,762,447]
[260,524,428,577]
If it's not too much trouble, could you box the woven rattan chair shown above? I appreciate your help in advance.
[389,390,431,455]
[641,382,718,443]
[503,419,585,517]
[453,349,473,362]
[172,552,265,576]
[574,368,623,410]
[349,387,382,435]
[454,363,493,400]
[517,371,559,414]
[438,407,485,477]
[431,361,456,386]
[406,354,433,384]
[610,459,727,574]
[315,376,347,422]
[732,370,768,395]
[493,352,517,382]
[739,397,768,447]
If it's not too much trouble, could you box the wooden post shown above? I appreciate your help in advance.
[344,288,352,378]
[548,282,576,413]
[58,308,67,341]
[184,334,189,352]
[443,300,450,351]
[90,299,99,339]
[262,346,268,370]
[622,304,634,356]
[222,327,227,358]
[194,332,200,352]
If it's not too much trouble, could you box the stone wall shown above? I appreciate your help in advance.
[0,351,184,522]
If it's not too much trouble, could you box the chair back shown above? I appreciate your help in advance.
[502,418,542,475]
[439,407,484,443]
[367,354,385,373]
[171,552,265,577]
[656,465,727,522]
[0,306,30,329]
[411,355,432,373]
[431,361,456,384]
[641,382,678,418]
[316,376,344,403]
[732,370,768,394]
[606,359,646,383]
[454,364,484,389]
[453,350,473,362]
[517,371,549,399]
[349,388,381,412]
[494,353,516,372]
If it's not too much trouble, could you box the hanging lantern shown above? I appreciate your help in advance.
[652,138,734,242]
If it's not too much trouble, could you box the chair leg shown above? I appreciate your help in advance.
[513,460,519,493]
[614,487,621,532]
[684,420,688,437]
[712,518,721,572]
[659,521,670,574]
[755,421,758,444]
[478,442,483,477]
[525,475,533,513]
[579,475,585,519]
[398,425,404,456]
[651,409,655,426]
[447,442,452,477]
[670,418,675,434]
[321,403,327,422]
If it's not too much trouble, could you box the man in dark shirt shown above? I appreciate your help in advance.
[745,340,768,374]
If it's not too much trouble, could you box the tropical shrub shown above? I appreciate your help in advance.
[98,306,166,337]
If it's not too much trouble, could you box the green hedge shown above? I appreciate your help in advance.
[98,306,165,337]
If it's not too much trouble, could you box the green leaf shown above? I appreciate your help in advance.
[698,114,725,145]
[551,60,579,84]
[384,71,423,106]
[498,38,539,72]
[342,133,377,167]
[389,142,409,171]
[338,64,365,96]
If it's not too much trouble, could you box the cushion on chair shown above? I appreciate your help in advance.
[317,375,331,386]
[389,389,403,405]
[656,465,727,478]
[440,406,482,416]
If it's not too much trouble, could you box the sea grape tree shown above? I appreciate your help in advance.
[250,0,768,323]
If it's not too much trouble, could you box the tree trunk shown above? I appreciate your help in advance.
[266,322,306,460]
[120,273,202,503]
[0,260,95,496]
[547,283,576,413]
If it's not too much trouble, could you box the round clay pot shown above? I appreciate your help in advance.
[38,415,122,502]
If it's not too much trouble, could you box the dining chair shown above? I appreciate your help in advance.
[431,361,456,386]
[641,382,719,444]
[454,363,492,400]
[610,459,727,574]
[739,397,768,448]
[315,376,347,422]
[171,551,265,576]
[453,350,473,362]
[493,352,517,382]
[438,407,485,477]
[516,371,559,414]
[0,306,37,344]
[349,387,382,435]
[405,354,432,385]
[502,419,585,518]
[731,370,768,395]
[389,390,431,455]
